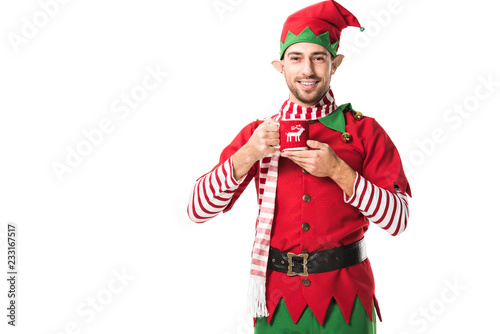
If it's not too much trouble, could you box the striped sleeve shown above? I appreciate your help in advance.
[345,173,410,236]
[187,156,248,223]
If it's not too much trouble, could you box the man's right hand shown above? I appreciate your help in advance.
[232,118,280,181]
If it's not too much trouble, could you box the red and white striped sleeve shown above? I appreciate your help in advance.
[187,156,248,223]
[345,173,410,236]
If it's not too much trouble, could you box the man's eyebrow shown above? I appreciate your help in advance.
[312,52,328,56]
[286,51,328,57]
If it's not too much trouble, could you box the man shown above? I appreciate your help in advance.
[188,1,411,333]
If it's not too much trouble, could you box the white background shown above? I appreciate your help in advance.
[1,0,499,333]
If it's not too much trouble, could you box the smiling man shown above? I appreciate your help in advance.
[188,1,411,333]
[279,44,340,106]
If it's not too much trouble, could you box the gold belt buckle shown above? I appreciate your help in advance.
[287,252,309,276]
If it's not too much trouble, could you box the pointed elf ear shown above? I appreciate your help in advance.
[331,54,344,74]
[272,60,284,74]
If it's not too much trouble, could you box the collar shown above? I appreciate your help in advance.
[318,103,353,133]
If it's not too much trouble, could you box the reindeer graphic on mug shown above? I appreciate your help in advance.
[286,125,306,142]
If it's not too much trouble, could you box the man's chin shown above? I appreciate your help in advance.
[294,90,324,106]
[287,80,329,106]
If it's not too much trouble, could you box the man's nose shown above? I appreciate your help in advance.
[301,59,314,77]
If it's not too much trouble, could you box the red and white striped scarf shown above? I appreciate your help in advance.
[248,88,337,317]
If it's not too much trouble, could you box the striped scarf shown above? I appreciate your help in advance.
[248,88,337,318]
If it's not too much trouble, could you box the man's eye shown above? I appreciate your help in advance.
[315,57,325,61]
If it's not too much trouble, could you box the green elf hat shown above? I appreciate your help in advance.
[280,0,363,59]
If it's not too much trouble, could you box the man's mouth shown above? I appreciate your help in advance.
[298,81,319,89]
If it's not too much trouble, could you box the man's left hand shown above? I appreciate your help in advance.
[281,140,340,178]
[281,140,356,196]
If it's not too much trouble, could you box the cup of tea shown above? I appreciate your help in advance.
[279,120,309,151]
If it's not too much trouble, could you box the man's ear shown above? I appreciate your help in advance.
[331,54,344,75]
[272,60,284,74]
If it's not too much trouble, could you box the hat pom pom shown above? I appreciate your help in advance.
[360,27,365,32]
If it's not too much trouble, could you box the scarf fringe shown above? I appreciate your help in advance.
[247,276,269,318]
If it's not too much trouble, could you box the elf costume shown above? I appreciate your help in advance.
[188,1,411,333]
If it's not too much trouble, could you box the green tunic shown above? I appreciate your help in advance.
[255,297,376,334]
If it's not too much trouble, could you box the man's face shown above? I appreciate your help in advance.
[282,42,334,107]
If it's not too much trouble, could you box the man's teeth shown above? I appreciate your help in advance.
[300,82,317,86]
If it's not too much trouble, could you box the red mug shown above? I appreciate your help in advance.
[279,120,309,151]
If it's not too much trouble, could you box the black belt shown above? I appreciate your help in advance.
[268,238,367,276]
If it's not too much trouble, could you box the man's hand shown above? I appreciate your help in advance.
[281,140,357,196]
[232,118,279,181]
[244,118,280,162]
